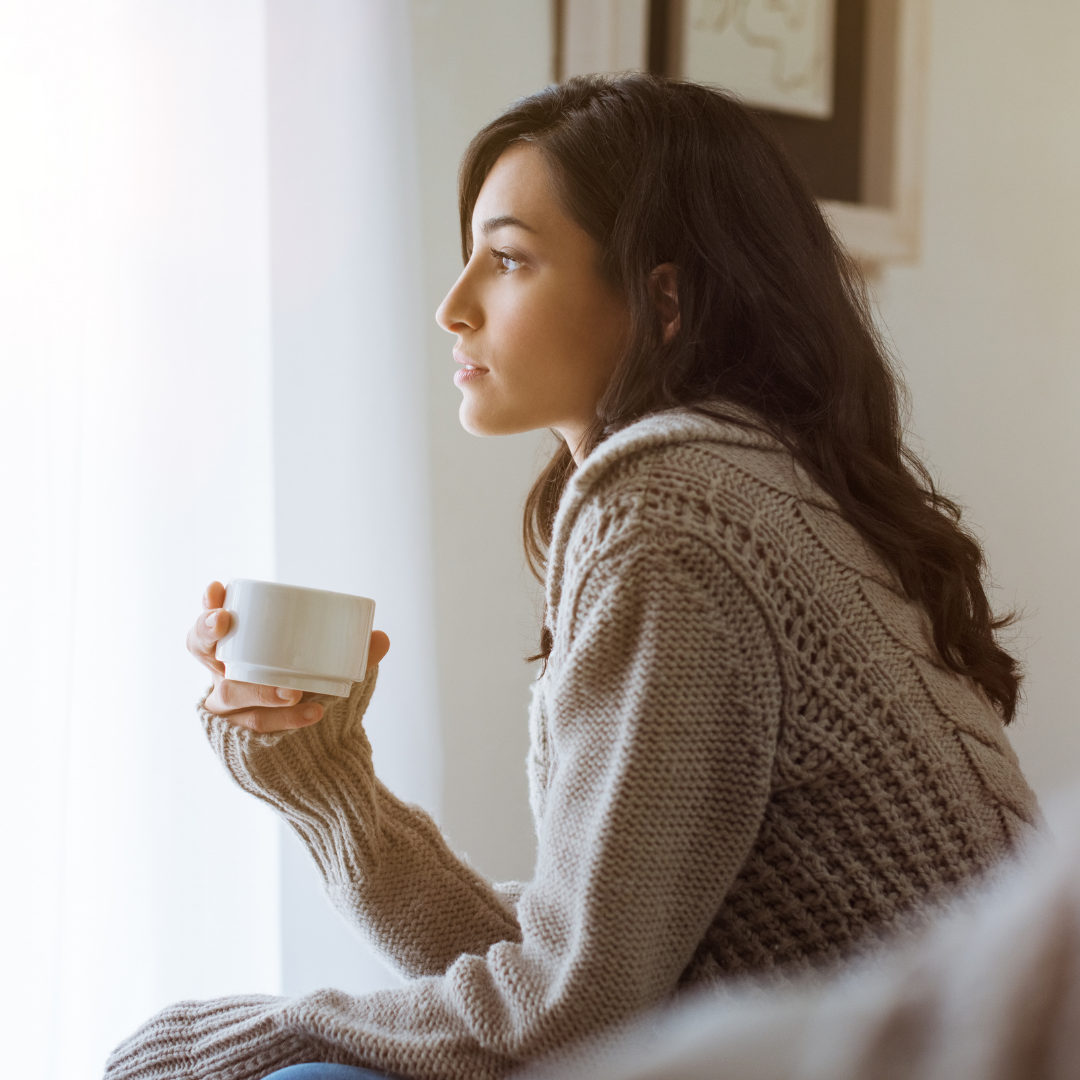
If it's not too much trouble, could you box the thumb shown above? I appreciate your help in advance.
[367,630,390,670]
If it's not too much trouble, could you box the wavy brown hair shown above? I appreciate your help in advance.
[458,74,1023,723]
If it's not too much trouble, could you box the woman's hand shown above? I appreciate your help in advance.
[187,580,391,733]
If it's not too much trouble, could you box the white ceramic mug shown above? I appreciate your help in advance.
[215,579,376,697]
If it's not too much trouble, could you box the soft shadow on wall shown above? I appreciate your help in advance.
[266,0,442,998]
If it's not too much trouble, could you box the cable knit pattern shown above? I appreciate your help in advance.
[105,404,1038,1080]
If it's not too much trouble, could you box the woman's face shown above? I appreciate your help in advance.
[436,144,630,461]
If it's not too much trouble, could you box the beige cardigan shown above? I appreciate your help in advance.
[520,797,1080,1080]
[105,406,1037,1079]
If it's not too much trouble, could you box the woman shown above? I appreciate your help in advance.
[106,74,1038,1080]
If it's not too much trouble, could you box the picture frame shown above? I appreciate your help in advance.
[557,0,930,268]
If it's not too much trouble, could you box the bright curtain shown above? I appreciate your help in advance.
[0,3,281,1076]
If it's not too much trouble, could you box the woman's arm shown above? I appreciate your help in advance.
[202,666,523,978]
[182,579,523,977]
[108,532,783,1079]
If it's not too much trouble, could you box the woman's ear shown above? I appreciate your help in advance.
[649,263,680,344]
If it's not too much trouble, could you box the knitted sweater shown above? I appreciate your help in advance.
[105,406,1038,1080]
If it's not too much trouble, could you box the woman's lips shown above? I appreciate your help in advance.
[454,356,488,385]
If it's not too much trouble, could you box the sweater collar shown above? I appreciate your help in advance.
[544,402,827,624]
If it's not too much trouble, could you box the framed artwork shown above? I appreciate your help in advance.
[558,0,929,268]
[679,0,838,119]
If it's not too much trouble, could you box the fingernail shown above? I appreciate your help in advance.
[276,687,296,701]
[302,705,321,721]
[205,612,217,629]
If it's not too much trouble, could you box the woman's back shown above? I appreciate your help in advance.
[532,403,1038,983]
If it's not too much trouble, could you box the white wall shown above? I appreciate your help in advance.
[873,0,1080,802]
[411,0,555,883]
[267,0,440,995]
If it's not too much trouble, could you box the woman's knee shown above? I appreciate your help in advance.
[262,1065,398,1080]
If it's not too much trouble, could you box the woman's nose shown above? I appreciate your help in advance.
[436,267,481,333]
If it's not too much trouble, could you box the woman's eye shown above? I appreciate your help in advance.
[494,250,523,273]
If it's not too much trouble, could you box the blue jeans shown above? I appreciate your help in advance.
[264,1067,396,1080]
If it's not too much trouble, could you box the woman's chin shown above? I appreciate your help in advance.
[457,398,538,439]
[458,399,500,438]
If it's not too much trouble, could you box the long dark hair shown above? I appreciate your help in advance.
[458,74,1023,723]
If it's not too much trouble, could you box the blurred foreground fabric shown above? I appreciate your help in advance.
[520,790,1080,1080]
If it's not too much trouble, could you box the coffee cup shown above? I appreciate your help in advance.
[215,579,376,697]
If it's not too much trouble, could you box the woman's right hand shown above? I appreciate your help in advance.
[187,581,391,734]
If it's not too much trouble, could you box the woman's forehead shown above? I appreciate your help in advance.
[472,146,555,230]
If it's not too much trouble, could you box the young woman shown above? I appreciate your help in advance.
[107,74,1038,1080]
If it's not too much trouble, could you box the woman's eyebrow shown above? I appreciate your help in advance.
[478,214,536,237]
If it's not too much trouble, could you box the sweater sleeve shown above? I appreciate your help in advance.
[199,667,523,978]
[105,530,783,1080]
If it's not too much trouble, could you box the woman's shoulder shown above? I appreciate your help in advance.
[545,401,905,611]
[552,402,838,548]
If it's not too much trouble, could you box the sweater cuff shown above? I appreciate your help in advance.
[103,995,307,1080]
[198,666,379,794]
